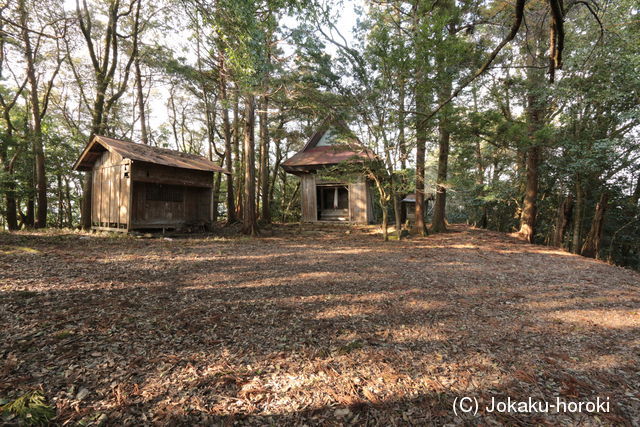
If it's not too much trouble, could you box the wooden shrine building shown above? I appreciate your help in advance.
[400,192,434,224]
[281,123,375,224]
[73,135,228,232]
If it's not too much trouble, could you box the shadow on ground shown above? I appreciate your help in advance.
[1,225,639,425]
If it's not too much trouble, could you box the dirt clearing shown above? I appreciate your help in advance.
[1,225,639,425]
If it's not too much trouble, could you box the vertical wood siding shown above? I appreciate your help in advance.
[91,150,130,229]
[301,174,317,222]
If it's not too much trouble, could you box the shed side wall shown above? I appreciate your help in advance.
[91,150,129,229]
[300,174,317,222]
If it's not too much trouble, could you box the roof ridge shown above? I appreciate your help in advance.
[96,135,208,160]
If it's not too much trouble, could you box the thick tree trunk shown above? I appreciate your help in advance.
[414,90,427,236]
[632,174,640,207]
[518,83,543,242]
[259,93,270,223]
[242,95,258,236]
[398,76,407,170]
[219,59,236,224]
[552,194,573,247]
[581,192,608,259]
[25,196,34,228]
[431,116,450,232]
[572,180,584,253]
[518,145,540,242]
[5,188,18,230]
[80,174,92,229]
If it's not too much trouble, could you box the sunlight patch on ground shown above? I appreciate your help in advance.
[0,246,42,255]
[313,304,381,319]
[545,309,640,328]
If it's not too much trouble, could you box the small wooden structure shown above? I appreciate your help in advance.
[281,123,375,224]
[401,192,434,224]
[73,135,228,232]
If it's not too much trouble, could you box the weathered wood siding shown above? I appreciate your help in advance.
[300,174,317,222]
[130,182,212,228]
[348,178,368,224]
[366,181,375,223]
[132,161,213,188]
[300,174,372,224]
[91,150,130,229]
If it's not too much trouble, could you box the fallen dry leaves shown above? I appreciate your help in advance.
[1,224,639,425]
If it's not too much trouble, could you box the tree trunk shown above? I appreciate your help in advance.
[64,175,73,227]
[242,95,258,236]
[398,76,407,170]
[581,192,608,259]
[25,196,34,228]
[382,205,388,242]
[414,88,427,236]
[571,180,584,253]
[219,58,236,224]
[233,88,243,220]
[518,145,540,242]
[431,115,450,233]
[475,139,488,228]
[211,157,224,223]
[632,173,640,207]
[57,174,64,228]
[5,187,18,230]
[259,93,270,223]
[19,0,47,228]
[80,175,92,229]
[134,57,148,144]
[552,194,573,247]
[394,193,402,240]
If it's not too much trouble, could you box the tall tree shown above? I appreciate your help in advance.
[74,0,139,229]
[17,0,64,228]
[242,95,258,235]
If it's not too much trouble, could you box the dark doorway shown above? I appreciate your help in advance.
[317,185,349,221]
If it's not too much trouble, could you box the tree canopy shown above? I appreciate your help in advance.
[0,0,638,266]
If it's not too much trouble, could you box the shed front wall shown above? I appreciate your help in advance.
[91,150,130,230]
[299,173,372,224]
[130,180,213,229]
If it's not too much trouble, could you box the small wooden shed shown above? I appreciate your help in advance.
[73,135,228,232]
[401,192,434,224]
[281,123,375,224]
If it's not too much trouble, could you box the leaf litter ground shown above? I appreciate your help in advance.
[1,224,639,425]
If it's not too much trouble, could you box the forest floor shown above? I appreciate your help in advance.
[1,224,639,426]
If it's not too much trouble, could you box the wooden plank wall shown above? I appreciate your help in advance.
[132,162,213,188]
[366,181,375,223]
[300,174,317,222]
[131,182,212,228]
[91,150,130,229]
[348,178,368,224]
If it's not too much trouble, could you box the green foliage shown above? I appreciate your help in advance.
[0,391,56,426]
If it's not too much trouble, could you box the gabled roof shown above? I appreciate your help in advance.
[73,135,229,173]
[401,193,435,203]
[281,122,374,174]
